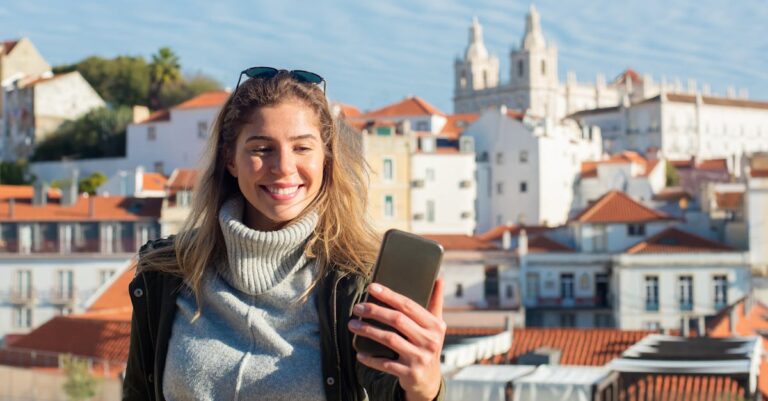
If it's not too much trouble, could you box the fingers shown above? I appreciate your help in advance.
[355,352,409,377]
[365,283,443,330]
[348,318,420,359]
[351,302,439,349]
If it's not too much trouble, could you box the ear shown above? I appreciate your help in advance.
[225,151,238,178]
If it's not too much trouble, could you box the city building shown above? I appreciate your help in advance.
[98,166,168,198]
[159,168,198,236]
[0,37,51,140]
[746,154,768,273]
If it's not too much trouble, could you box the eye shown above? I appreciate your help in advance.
[295,145,313,153]
[249,146,271,155]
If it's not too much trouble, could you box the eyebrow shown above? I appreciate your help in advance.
[244,134,318,143]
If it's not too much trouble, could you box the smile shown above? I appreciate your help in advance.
[261,184,303,200]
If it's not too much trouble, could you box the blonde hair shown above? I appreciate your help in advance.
[141,71,380,312]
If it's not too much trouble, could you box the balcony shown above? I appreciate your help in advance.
[680,302,693,312]
[645,302,659,312]
[49,288,77,306]
[9,288,36,305]
[0,239,19,253]
[533,296,612,309]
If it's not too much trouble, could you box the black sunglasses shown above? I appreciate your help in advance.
[234,66,326,94]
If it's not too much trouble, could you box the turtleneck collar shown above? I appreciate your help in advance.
[218,196,319,295]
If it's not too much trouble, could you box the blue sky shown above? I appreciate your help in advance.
[2,0,767,112]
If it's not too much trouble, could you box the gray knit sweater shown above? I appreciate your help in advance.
[163,196,325,401]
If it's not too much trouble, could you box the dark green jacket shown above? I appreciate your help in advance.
[122,238,445,401]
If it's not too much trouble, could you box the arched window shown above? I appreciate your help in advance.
[460,70,467,88]
[518,60,524,77]
[541,60,546,76]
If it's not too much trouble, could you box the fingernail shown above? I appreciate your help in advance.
[349,319,362,329]
[370,283,382,293]
[357,352,369,360]
[353,304,365,314]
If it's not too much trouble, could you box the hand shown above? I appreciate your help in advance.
[348,279,446,401]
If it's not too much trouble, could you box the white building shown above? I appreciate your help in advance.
[463,106,601,231]
[572,92,768,168]
[746,154,768,272]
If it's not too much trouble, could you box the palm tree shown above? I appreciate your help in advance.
[148,47,181,110]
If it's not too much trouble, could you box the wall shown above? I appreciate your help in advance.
[748,176,768,269]
[33,72,105,140]
[0,365,121,401]
[363,131,412,233]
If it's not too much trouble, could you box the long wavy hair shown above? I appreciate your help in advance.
[141,71,380,312]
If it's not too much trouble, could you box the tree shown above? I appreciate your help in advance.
[149,47,181,110]
[31,106,133,161]
[60,354,99,401]
[665,160,680,186]
[159,72,221,109]
[78,172,108,195]
[0,160,34,184]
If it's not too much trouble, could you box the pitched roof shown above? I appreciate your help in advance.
[625,227,732,254]
[167,168,198,191]
[571,191,673,224]
[475,224,553,242]
[1,39,19,54]
[645,92,768,111]
[421,234,498,251]
[361,96,444,118]
[508,328,652,366]
[142,172,167,192]
[140,109,171,124]
[0,196,162,222]
[440,113,479,139]
[20,72,74,87]
[580,151,659,179]
[614,68,643,85]
[0,184,61,200]
[652,186,693,202]
[696,158,728,171]
[622,374,747,401]
[87,264,136,314]
[174,90,230,110]
[714,191,743,210]
[523,236,574,253]
[335,103,361,118]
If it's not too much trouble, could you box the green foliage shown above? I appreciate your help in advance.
[149,47,182,110]
[58,56,150,107]
[78,172,108,195]
[159,72,221,110]
[0,160,34,184]
[31,106,132,161]
[60,354,99,401]
[665,160,680,186]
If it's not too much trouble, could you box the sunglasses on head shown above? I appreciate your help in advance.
[234,66,326,95]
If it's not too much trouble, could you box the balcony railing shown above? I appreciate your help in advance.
[1,238,140,254]
[645,301,659,312]
[49,288,77,305]
[0,239,19,253]
[680,302,693,311]
[9,288,36,305]
[534,296,612,308]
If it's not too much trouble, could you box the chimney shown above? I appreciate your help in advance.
[729,305,738,334]
[502,223,513,250]
[132,105,150,124]
[88,195,95,218]
[32,181,48,207]
[518,228,528,256]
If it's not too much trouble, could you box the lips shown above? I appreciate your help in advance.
[260,184,303,200]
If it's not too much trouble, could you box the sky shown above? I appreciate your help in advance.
[2,0,767,113]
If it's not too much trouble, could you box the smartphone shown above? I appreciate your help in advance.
[352,229,444,359]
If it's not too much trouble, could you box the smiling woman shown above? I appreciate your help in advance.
[122,69,446,401]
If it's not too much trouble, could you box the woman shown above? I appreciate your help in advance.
[123,68,446,401]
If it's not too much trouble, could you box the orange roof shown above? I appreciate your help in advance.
[508,328,651,366]
[614,68,643,85]
[715,192,743,210]
[524,236,574,253]
[625,227,732,254]
[362,96,444,118]
[167,168,198,191]
[440,113,479,139]
[0,184,61,200]
[140,109,171,124]
[174,90,230,110]
[696,158,728,171]
[0,196,162,222]
[336,103,361,118]
[421,234,498,251]
[669,159,694,169]
[142,172,168,192]
[475,224,553,242]
[88,264,136,313]
[752,168,768,178]
[622,374,747,401]
[572,191,673,224]
[580,152,658,178]
[652,187,692,202]
[2,39,19,54]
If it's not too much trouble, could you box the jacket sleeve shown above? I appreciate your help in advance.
[122,305,151,400]
[355,362,445,401]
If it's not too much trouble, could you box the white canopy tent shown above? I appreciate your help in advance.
[446,365,536,401]
[512,365,612,401]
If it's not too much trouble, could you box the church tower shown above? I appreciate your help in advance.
[509,5,559,117]
[454,17,499,97]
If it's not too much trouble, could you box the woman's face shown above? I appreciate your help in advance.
[227,99,326,231]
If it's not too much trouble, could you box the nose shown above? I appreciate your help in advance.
[270,147,297,176]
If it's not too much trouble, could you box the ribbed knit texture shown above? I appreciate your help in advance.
[163,196,325,401]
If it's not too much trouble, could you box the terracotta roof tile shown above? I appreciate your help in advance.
[87,264,136,313]
[652,187,693,202]
[571,191,673,223]
[696,158,728,171]
[336,103,361,118]
[508,328,651,366]
[439,113,479,139]
[167,169,198,191]
[140,109,171,124]
[622,374,746,401]
[475,224,553,242]
[523,236,574,253]
[420,234,498,251]
[625,227,732,254]
[142,172,167,192]
[579,152,659,178]
[2,39,19,54]
[0,185,61,200]
[614,68,643,85]
[714,191,743,210]
[361,96,444,118]
[669,159,694,169]
[174,90,230,110]
[0,196,162,222]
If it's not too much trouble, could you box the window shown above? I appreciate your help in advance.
[147,126,157,141]
[13,306,32,328]
[14,270,32,300]
[426,200,435,222]
[541,60,546,76]
[459,70,467,89]
[592,224,607,252]
[375,126,392,136]
[57,270,74,300]
[517,60,524,77]
[455,283,463,298]
[496,182,504,195]
[484,266,500,306]
[426,168,435,181]
[560,313,576,327]
[644,321,661,331]
[627,224,646,236]
[645,276,659,311]
[496,152,504,165]
[483,70,488,87]
[560,273,574,300]
[99,269,115,286]
[197,121,208,139]
[519,150,528,163]
[594,314,612,328]
[384,195,394,218]
[526,272,539,302]
[383,158,393,181]
[520,181,527,193]
[177,190,192,207]
[505,284,514,299]
[713,275,728,309]
[415,121,429,131]
[154,162,164,175]
[679,276,693,311]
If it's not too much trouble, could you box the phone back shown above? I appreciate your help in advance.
[353,229,444,359]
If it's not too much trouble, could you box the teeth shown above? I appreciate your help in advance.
[266,186,299,195]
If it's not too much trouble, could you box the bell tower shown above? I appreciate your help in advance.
[454,17,500,97]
